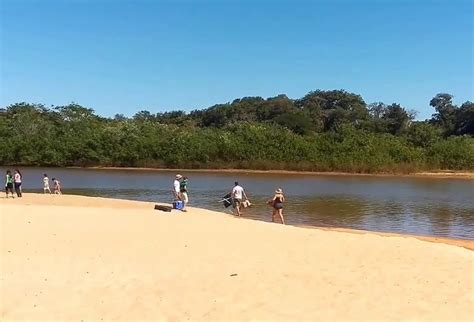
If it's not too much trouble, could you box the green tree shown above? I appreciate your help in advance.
[382,103,413,135]
[454,101,474,135]
[430,93,457,135]
[297,90,369,131]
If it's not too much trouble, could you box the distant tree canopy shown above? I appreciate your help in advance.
[429,93,474,136]
[0,90,472,172]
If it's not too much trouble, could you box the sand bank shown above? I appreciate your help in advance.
[70,166,474,179]
[1,194,473,321]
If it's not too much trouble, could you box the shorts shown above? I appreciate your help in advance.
[173,190,180,200]
[233,198,242,208]
[5,183,13,191]
[180,192,189,203]
[273,202,283,210]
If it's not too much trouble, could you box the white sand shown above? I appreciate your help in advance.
[1,194,473,321]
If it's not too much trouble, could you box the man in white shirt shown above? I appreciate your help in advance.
[173,174,182,200]
[231,181,248,216]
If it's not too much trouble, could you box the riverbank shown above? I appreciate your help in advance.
[72,166,474,179]
[1,194,473,320]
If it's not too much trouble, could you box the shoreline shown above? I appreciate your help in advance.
[4,193,473,250]
[2,165,473,179]
[74,166,474,179]
[1,165,474,180]
[296,225,474,251]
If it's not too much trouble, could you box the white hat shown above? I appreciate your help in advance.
[176,174,182,179]
[275,188,283,194]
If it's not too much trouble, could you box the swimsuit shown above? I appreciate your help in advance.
[273,196,283,209]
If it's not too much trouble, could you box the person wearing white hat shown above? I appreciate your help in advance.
[173,174,182,200]
[270,188,285,224]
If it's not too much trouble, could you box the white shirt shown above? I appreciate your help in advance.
[232,185,244,200]
[14,173,21,183]
[173,179,180,193]
[43,177,49,187]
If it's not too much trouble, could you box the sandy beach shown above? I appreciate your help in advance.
[1,194,473,321]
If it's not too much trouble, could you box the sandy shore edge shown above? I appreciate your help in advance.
[63,166,474,179]
[5,193,472,251]
[297,225,474,251]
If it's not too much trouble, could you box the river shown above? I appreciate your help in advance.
[1,167,473,239]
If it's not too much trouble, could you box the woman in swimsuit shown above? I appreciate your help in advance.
[271,188,285,224]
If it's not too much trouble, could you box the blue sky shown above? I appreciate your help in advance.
[1,0,472,120]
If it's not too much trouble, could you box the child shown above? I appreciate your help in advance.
[5,170,15,198]
[52,178,62,195]
[179,176,189,211]
[43,174,51,194]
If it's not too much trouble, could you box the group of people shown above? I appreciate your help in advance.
[173,174,189,211]
[171,175,286,224]
[6,169,285,224]
[4,169,22,198]
[230,181,285,224]
[3,170,62,198]
[43,173,62,195]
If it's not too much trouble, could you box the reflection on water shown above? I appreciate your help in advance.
[1,167,473,239]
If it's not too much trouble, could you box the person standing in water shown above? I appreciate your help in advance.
[5,170,15,198]
[43,174,51,194]
[13,169,22,197]
[232,181,248,216]
[52,177,62,195]
[179,176,189,211]
[270,188,285,224]
[173,174,182,200]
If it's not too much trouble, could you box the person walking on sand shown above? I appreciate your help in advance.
[52,177,62,195]
[179,176,189,211]
[270,188,285,224]
[173,174,182,200]
[13,169,22,197]
[5,170,15,198]
[232,181,248,216]
[43,174,51,194]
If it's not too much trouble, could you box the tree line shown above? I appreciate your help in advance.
[0,90,472,173]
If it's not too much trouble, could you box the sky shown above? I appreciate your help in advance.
[0,0,472,120]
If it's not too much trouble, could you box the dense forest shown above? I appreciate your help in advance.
[0,90,473,173]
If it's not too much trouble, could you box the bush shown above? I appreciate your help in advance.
[426,136,474,169]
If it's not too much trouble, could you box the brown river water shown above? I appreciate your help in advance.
[2,167,473,239]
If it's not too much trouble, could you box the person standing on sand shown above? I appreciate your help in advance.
[173,174,182,200]
[5,170,15,198]
[232,181,248,216]
[13,169,22,197]
[179,176,189,211]
[52,177,62,195]
[270,188,285,224]
[43,174,51,194]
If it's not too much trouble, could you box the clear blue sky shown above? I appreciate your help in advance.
[1,0,472,120]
